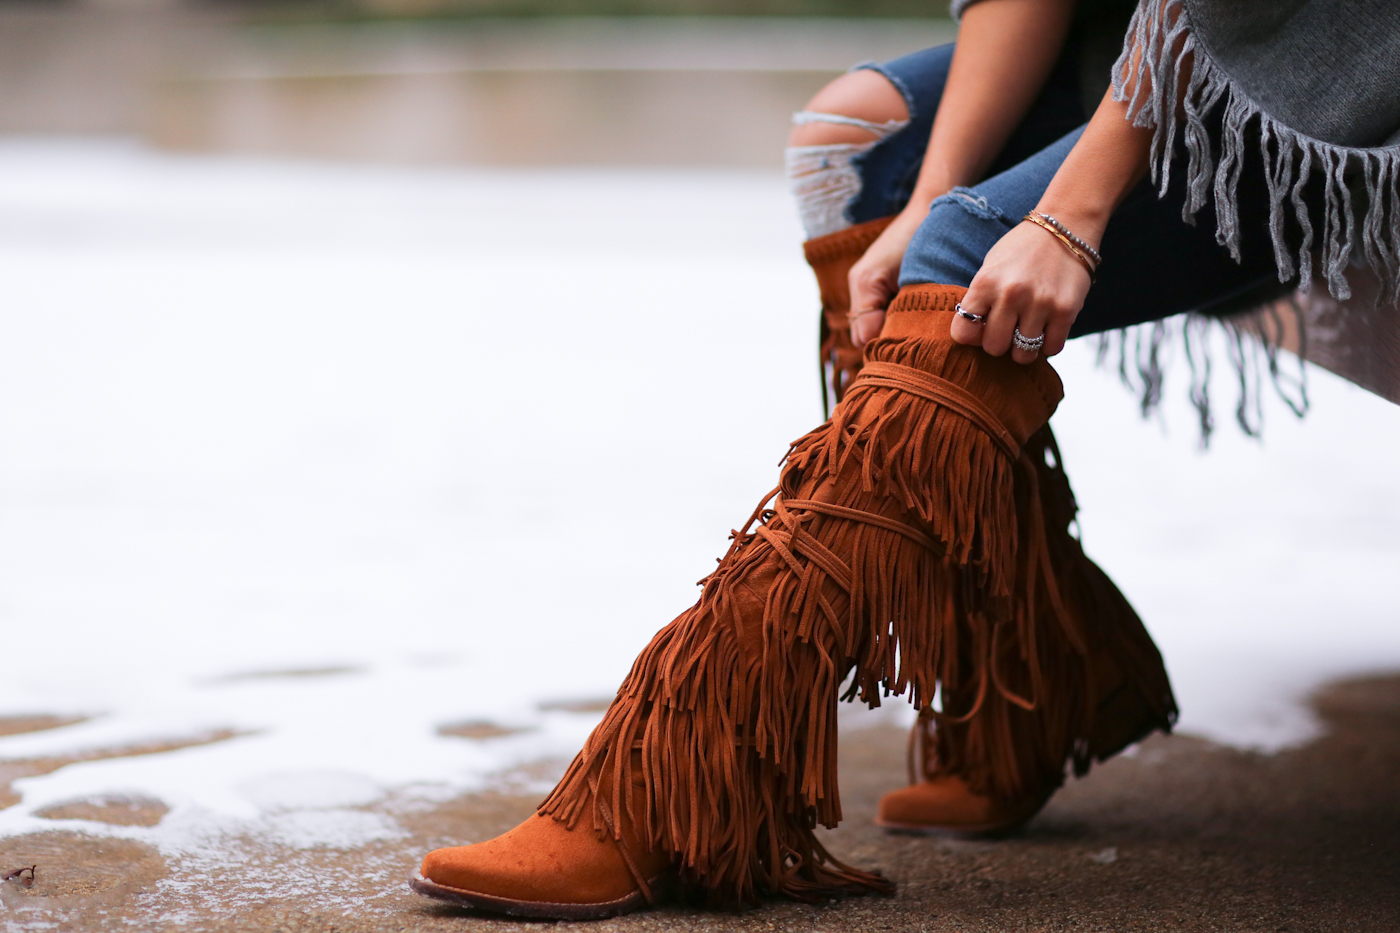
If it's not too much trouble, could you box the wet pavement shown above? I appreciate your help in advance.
[3,672,1398,932]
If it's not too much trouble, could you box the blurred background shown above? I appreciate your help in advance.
[0,0,952,166]
[0,0,969,876]
[1,1,1398,927]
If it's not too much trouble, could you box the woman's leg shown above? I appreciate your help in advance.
[526,285,1071,908]
[786,48,1174,838]
[787,51,936,414]
[786,68,911,240]
[899,128,1290,329]
[881,121,1300,831]
[788,43,1088,413]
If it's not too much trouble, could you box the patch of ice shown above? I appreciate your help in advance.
[260,809,405,850]
[237,771,385,812]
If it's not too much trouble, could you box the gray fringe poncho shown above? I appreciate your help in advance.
[1115,0,1400,410]
[1115,0,1400,306]
[956,0,1400,415]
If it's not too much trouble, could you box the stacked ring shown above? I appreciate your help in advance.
[1011,327,1045,352]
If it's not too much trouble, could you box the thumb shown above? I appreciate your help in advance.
[850,309,886,347]
[848,258,893,347]
[848,258,878,317]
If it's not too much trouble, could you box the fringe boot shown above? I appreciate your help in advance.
[536,284,1105,907]
[802,221,1178,834]
[881,424,1178,834]
[413,284,1177,916]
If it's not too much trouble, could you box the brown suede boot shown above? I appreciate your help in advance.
[876,425,1178,836]
[876,774,1053,835]
[413,815,671,919]
[414,284,1101,914]
[414,752,674,919]
[805,226,1171,839]
[876,678,1170,837]
[803,216,894,416]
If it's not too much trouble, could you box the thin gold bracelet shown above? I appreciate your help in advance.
[1030,209,1103,264]
[1023,213,1098,284]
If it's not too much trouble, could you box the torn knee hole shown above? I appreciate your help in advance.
[790,110,908,146]
[935,186,1015,225]
[785,112,909,239]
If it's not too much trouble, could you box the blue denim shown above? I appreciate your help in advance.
[901,129,1085,290]
[847,43,1086,225]
[851,43,1291,336]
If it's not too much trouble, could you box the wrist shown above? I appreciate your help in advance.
[887,202,932,237]
[900,194,938,220]
[907,174,963,213]
[1033,199,1111,251]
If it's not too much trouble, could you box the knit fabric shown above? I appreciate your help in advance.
[1115,0,1400,305]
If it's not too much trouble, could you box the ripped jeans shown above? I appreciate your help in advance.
[794,44,1290,337]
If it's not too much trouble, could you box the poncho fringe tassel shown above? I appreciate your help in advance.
[1093,301,1310,444]
[1113,0,1400,307]
[1100,0,1399,433]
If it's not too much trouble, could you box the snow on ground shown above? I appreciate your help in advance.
[0,138,1396,856]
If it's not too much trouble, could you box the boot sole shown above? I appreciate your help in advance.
[410,873,650,920]
[873,815,1033,838]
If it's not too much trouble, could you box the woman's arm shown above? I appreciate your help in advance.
[949,77,1155,361]
[848,0,1078,346]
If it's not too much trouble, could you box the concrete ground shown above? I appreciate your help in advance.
[3,672,1397,933]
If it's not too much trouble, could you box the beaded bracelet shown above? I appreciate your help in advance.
[1029,210,1102,264]
[1023,213,1098,284]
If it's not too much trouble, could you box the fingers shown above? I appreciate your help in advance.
[980,281,1027,358]
[843,209,931,349]
[850,309,885,347]
[956,223,1090,364]
[949,302,985,345]
[1009,303,1049,365]
[955,279,1064,365]
[868,284,1062,362]
[847,254,896,348]
[950,272,999,345]
[1042,314,1073,358]
[1011,288,1084,361]
[850,215,1088,360]
[1009,337,1043,364]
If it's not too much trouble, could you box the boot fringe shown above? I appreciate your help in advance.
[918,427,1179,800]
[539,285,1114,904]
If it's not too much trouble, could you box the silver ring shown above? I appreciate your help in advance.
[954,303,987,325]
[1011,327,1045,352]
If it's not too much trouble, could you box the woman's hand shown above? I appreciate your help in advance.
[846,14,1157,360]
[948,82,1156,363]
[840,0,1078,349]
[847,208,925,347]
[949,218,1095,363]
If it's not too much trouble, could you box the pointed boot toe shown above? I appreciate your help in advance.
[411,814,671,920]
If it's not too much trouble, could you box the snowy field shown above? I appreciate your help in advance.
[0,139,1397,863]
